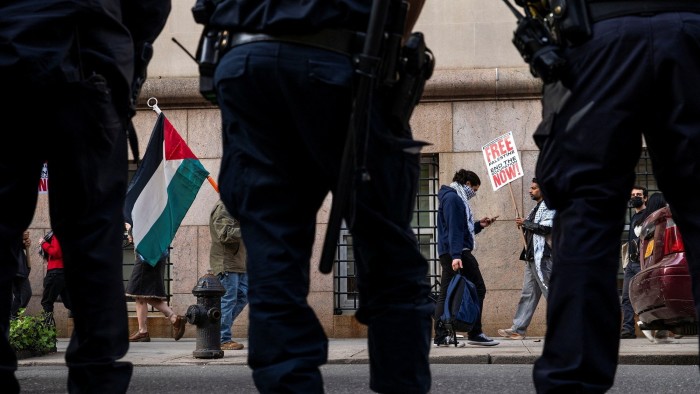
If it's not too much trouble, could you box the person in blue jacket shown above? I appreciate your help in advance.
[434,169,499,347]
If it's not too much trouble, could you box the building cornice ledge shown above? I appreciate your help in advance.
[422,67,542,102]
[138,67,542,109]
[139,77,213,109]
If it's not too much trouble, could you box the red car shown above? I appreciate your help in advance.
[629,206,698,335]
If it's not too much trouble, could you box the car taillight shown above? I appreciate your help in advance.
[663,217,684,255]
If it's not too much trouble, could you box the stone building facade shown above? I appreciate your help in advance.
[24,2,553,339]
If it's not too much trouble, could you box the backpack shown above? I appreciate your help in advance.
[439,272,480,343]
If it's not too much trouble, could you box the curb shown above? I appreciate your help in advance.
[16,337,700,367]
[618,354,700,365]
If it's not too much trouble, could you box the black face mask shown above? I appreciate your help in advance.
[629,196,644,208]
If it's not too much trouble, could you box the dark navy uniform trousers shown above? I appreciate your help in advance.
[533,12,700,393]
[215,41,433,393]
[0,81,132,392]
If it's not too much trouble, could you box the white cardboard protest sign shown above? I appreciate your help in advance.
[482,131,524,191]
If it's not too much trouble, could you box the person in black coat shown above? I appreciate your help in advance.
[10,231,31,320]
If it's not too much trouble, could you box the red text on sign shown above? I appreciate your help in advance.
[491,164,521,188]
[484,138,515,163]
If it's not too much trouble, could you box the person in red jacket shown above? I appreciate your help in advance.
[39,231,72,325]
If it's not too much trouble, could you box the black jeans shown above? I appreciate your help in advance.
[434,251,487,340]
[10,276,31,318]
[0,77,132,392]
[621,262,641,334]
[40,269,71,313]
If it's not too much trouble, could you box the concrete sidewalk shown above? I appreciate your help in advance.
[18,336,699,367]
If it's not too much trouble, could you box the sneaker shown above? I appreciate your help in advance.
[221,341,244,350]
[467,333,500,346]
[498,328,525,340]
[129,331,150,342]
[433,337,466,348]
[641,329,655,342]
[638,321,655,342]
[620,331,636,339]
[653,330,671,344]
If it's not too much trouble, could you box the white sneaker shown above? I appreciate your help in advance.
[653,330,672,344]
[498,328,526,340]
[638,321,655,343]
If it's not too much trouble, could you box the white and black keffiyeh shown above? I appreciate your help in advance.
[531,201,555,290]
[450,181,477,247]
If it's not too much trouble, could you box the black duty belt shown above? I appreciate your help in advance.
[222,29,365,56]
[589,0,700,22]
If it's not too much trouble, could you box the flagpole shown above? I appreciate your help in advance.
[509,182,528,249]
[207,176,219,193]
[147,97,219,193]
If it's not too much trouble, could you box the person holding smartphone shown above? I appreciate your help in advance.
[434,169,499,347]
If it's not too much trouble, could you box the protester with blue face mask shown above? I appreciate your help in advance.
[434,169,499,347]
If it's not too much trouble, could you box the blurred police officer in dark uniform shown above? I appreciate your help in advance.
[508,0,700,392]
[202,0,432,392]
[0,1,170,392]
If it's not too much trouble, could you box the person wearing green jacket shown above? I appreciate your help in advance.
[210,199,248,350]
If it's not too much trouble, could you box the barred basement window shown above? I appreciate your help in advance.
[414,155,441,303]
[333,154,440,313]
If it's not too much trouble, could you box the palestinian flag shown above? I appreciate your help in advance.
[124,113,209,266]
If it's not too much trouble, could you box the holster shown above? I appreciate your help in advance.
[195,27,226,105]
[386,32,434,133]
[549,0,592,46]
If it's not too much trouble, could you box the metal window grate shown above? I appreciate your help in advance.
[623,148,660,240]
[415,155,441,302]
[333,154,440,313]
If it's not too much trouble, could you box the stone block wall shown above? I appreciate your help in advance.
[27,66,551,339]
